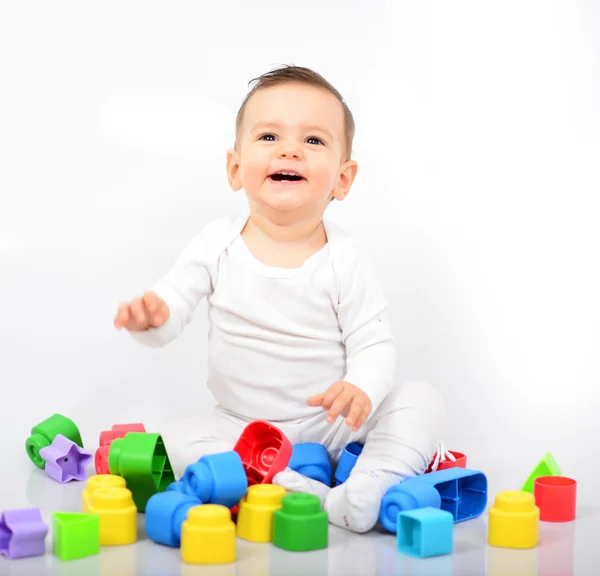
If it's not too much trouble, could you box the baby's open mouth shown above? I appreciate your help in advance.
[269,171,305,182]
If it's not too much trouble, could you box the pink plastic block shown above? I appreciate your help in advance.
[96,423,146,474]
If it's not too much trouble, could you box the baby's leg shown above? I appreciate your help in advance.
[325,380,446,533]
[160,406,248,479]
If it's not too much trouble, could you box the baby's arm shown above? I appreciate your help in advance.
[308,241,396,428]
[114,219,226,347]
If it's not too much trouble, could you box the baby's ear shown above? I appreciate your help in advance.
[226,148,243,191]
[332,160,358,201]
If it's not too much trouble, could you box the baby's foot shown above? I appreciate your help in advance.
[272,469,331,505]
[324,471,401,533]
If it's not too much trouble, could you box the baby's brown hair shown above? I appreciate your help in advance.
[235,65,355,161]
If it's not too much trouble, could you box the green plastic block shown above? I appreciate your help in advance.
[273,493,328,552]
[53,512,99,561]
[26,413,83,469]
[521,452,562,493]
[108,432,175,512]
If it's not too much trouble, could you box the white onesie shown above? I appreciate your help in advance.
[130,211,446,533]
[132,212,396,420]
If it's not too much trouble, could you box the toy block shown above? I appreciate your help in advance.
[26,413,83,469]
[0,508,48,559]
[237,484,286,543]
[85,487,137,546]
[289,443,332,486]
[233,421,292,486]
[53,512,100,561]
[273,493,328,552]
[96,423,146,474]
[173,451,248,508]
[534,476,577,522]
[334,442,363,486]
[39,434,92,483]
[82,474,126,512]
[397,507,454,558]
[380,468,487,533]
[146,491,200,547]
[108,432,174,512]
[181,505,236,565]
[522,452,562,494]
[488,490,539,548]
[426,450,467,473]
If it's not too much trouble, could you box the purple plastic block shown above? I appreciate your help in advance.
[0,508,48,559]
[39,433,92,483]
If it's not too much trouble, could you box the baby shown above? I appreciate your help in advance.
[114,65,446,533]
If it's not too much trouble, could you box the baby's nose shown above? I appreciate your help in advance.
[277,141,302,159]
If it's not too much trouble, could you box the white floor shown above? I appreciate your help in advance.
[1,445,598,576]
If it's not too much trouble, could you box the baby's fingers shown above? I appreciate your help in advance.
[307,393,325,407]
[327,390,352,423]
[345,397,365,431]
[130,298,149,327]
[114,304,131,329]
[143,291,168,327]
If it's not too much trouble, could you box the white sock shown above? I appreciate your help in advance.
[272,468,331,506]
[324,471,401,533]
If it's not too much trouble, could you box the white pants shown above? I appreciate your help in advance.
[161,380,446,483]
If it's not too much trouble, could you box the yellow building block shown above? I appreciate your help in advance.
[488,490,539,549]
[181,505,235,565]
[86,487,137,546]
[82,474,126,513]
[237,484,286,543]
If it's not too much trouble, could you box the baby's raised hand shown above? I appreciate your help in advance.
[307,381,372,432]
[114,291,170,332]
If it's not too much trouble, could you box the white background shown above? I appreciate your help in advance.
[1,1,598,493]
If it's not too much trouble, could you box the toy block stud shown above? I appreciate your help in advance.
[82,474,127,513]
[522,452,562,494]
[53,512,100,561]
[181,505,236,565]
[108,432,175,512]
[0,508,48,559]
[273,493,328,552]
[177,451,247,509]
[288,443,332,486]
[233,421,292,486]
[26,413,83,469]
[146,491,200,547]
[86,487,137,546]
[334,442,363,486]
[397,507,453,558]
[534,476,577,522]
[237,484,286,543]
[488,490,539,549]
[39,434,92,483]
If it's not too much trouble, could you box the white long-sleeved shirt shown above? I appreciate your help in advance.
[132,213,396,421]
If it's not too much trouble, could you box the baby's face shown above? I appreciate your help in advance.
[229,82,353,216]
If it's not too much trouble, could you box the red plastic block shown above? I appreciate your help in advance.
[233,421,292,486]
[95,423,146,474]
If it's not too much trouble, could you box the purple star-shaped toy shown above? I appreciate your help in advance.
[39,434,92,483]
[0,508,48,559]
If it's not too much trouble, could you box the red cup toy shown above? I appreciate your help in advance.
[534,476,577,522]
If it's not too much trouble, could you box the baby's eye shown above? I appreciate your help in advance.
[258,133,277,141]
[306,136,324,146]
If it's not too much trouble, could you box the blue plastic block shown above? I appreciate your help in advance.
[288,443,332,486]
[178,451,248,509]
[145,491,200,547]
[397,507,453,558]
[379,468,488,533]
[334,442,363,486]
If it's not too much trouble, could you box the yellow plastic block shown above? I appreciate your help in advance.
[86,487,137,546]
[237,484,286,543]
[181,505,236,565]
[488,490,539,549]
[82,474,126,513]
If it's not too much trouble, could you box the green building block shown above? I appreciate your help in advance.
[53,512,99,561]
[26,413,83,469]
[521,452,562,493]
[273,493,328,552]
[108,432,175,512]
